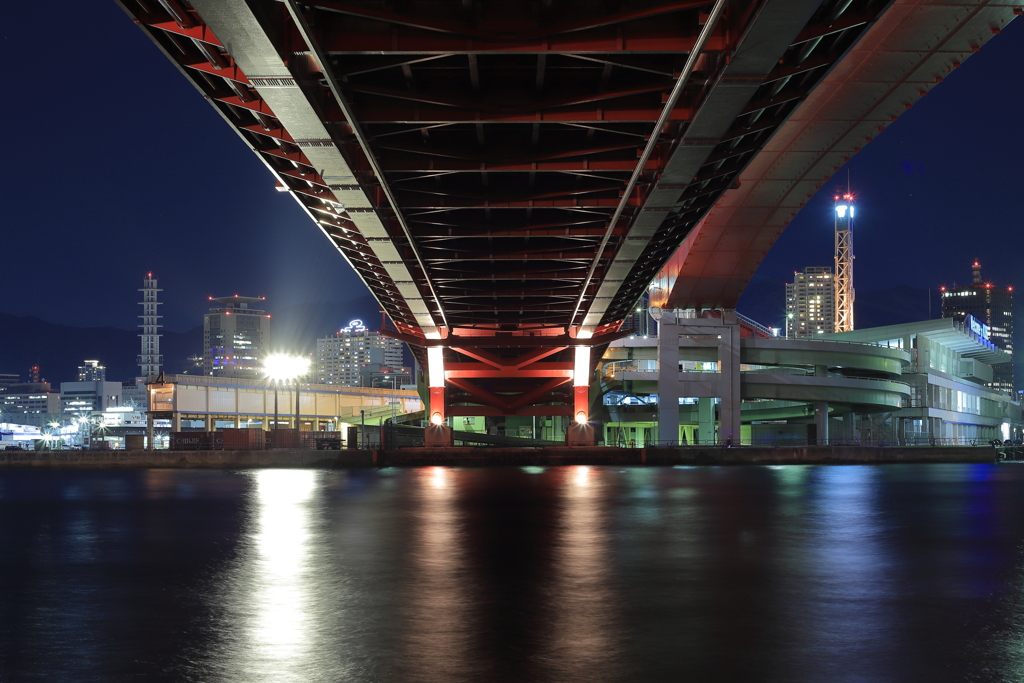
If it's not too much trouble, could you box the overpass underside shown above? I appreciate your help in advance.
[118,0,1002,421]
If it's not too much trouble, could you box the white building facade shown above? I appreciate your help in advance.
[785,266,836,338]
[316,320,405,386]
[60,381,122,417]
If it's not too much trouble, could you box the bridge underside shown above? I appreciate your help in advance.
[652,0,1020,313]
[121,0,928,418]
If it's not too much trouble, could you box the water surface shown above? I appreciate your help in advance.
[2,464,1024,682]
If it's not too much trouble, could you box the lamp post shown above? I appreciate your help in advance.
[263,354,311,447]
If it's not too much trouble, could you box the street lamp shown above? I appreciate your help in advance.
[263,354,311,441]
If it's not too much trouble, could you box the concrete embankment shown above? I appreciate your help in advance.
[0,445,1001,468]
[0,449,377,469]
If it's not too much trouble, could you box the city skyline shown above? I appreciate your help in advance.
[3,4,1023,335]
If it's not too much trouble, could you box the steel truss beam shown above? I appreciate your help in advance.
[119,0,894,417]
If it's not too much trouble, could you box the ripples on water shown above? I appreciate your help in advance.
[3,464,1024,682]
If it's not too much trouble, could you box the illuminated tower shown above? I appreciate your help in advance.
[138,273,163,378]
[833,192,855,332]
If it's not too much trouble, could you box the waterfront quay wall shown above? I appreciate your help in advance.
[0,445,1000,468]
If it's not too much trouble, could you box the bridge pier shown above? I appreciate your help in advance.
[654,309,742,446]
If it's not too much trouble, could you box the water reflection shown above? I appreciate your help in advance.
[9,466,1024,682]
[543,466,622,681]
[220,470,319,681]
[782,466,896,681]
[399,466,476,682]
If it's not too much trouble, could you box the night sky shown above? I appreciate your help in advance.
[2,5,1023,334]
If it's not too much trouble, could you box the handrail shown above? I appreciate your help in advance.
[736,312,775,338]
[602,360,909,388]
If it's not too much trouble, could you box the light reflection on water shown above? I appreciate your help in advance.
[543,466,622,681]
[6,465,1024,681]
[247,470,317,678]
[398,466,476,682]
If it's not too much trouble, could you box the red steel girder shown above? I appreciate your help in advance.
[455,346,568,370]
[446,405,572,417]
[380,158,657,173]
[373,141,642,164]
[149,19,223,46]
[350,101,695,123]
[321,32,728,55]
[446,377,572,413]
[311,1,714,41]
[344,81,675,114]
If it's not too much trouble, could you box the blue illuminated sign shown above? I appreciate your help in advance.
[967,315,990,340]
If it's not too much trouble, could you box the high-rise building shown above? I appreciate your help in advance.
[785,267,836,338]
[139,273,163,378]
[941,260,1014,394]
[203,296,271,379]
[77,360,106,382]
[623,291,658,337]
[316,319,405,386]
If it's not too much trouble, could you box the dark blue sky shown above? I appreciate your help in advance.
[744,13,1024,309]
[2,5,1022,333]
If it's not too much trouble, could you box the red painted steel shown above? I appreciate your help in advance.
[117,0,913,418]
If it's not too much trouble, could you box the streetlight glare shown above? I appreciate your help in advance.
[263,354,310,382]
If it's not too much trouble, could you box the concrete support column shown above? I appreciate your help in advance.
[146,412,154,451]
[233,415,241,428]
[697,397,715,445]
[427,347,446,426]
[814,401,829,445]
[657,323,680,445]
[203,414,212,431]
[717,311,741,445]
[172,412,181,432]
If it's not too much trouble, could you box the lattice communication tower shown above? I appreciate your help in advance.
[834,193,855,332]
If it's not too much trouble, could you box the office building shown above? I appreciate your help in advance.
[0,373,19,390]
[203,295,271,379]
[77,360,107,382]
[1,383,61,417]
[316,319,405,386]
[785,267,836,338]
[60,381,123,417]
[941,260,1014,394]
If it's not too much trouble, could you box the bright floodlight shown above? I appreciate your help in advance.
[264,354,310,382]
[430,412,444,426]
[835,205,848,218]
[575,411,588,425]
